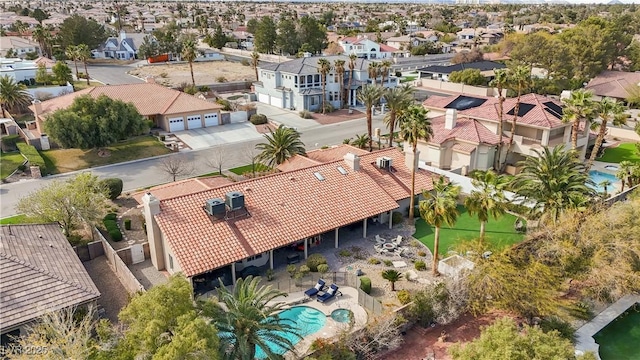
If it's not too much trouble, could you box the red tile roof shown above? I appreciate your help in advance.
[429,115,501,145]
[132,177,233,204]
[380,44,399,52]
[276,155,321,172]
[585,71,640,99]
[305,144,368,163]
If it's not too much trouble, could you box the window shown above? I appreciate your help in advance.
[311,96,319,105]
[168,254,174,269]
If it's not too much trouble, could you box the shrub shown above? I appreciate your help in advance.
[249,114,268,125]
[16,143,46,174]
[321,103,334,113]
[539,316,575,341]
[216,76,228,83]
[359,276,372,294]
[298,265,310,277]
[18,164,27,172]
[266,269,274,281]
[417,251,426,257]
[317,263,329,274]
[101,178,123,200]
[384,260,393,266]
[286,264,297,278]
[240,59,250,66]
[159,72,168,78]
[299,110,314,119]
[395,71,402,77]
[104,213,117,221]
[397,289,412,305]
[184,84,197,95]
[109,229,122,241]
[216,98,232,111]
[410,240,420,247]
[338,249,352,257]
[306,253,328,272]
[198,85,210,92]
[415,260,427,271]
[124,219,132,230]
[392,212,404,225]
[368,258,381,265]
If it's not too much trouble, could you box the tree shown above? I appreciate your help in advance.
[511,145,595,223]
[297,16,327,54]
[503,65,531,168]
[586,97,626,170]
[35,63,51,85]
[464,170,508,239]
[205,146,231,175]
[357,85,383,151]
[351,133,369,149]
[16,173,109,236]
[451,49,483,64]
[276,17,299,55]
[45,95,146,149]
[381,269,403,291]
[562,89,596,153]
[400,105,433,222]
[51,61,73,85]
[419,175,460,275]
[77,44,91,85]
[159,155,194,182]
[448,68,486,86]
[255,125,306,167]
[346,54,357,107]
[380,60,392,86]
[212,276,299,360]
[181,37,198,86]
[32,25,52,57]
[368,62,379,86]
[207,23,229,49]
[137,35,161,61]
[57,14,107,50]
[254,17,277,54]
[383,85,414,147]
[250,51,260,81]
[490,68,509,169]
[65,45,80,79]
[334,59,346,109]
[317,58,331,114]
[31,8,49,23]
[0,75,32,114]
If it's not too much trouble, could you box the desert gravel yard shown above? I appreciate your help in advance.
[128,61,256,87]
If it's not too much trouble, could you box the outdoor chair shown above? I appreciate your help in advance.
[375,235,386,244]
[374,244,384,254]
[393,235,403,245]
[317,284,341,303]
[393,247,405,257]
[304,279,326,298]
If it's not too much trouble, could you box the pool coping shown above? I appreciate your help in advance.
[574,294,640,359]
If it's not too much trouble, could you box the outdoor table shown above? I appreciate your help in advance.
[383,243,396,250]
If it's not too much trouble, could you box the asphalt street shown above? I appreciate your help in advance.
[85,63,145,85]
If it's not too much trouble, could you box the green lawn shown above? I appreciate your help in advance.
[229,163,270,175]
[0,214,32,224]
[0,151,26,179]
[414,205,525,256]
[40,136,172,174]
[598,142,640,163]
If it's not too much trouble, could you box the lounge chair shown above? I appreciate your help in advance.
[375,235,386,244]
[393,235,403,245]
[304,279,326,298]
[317,284,341,303]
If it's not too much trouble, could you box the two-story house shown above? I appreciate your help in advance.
[337,36,396,59]
[92,31,144,60]
[0,36,40,58]
[254,55,398,111]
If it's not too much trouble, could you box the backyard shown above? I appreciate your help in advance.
[598,142,640,163]
[414,205,525,256]
[40,136,171,174]
[0,151,25,180]
[228,163,270,175]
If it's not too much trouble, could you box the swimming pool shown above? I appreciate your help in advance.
[254,306,326,359]
[593,303,640,359]
[588,170,619,193]
[331,308,354,323]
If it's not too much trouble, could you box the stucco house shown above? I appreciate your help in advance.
[337,36,396,59]
[0,57,37,83]
[584,70,640,102]
[0,36,40,58]
[92,31,145,60]
[417,61,506,82]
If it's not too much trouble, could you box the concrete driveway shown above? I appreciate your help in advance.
[174,122,263,150]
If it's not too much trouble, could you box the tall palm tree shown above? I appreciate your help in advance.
[32,25,49,58]
[317,58,331,114]
[561,89,596,152]
[464,170,508,238]
[504,65,531,169]
[255,125,306,167]
[599,180,612,197]
[65,45,80,79]
[511,145,595,223]
[380,60,393,87]
[383,85,413,147]
[381,269,403,291]
[368,62,379,86]
[419,176,461,276]
[0,75,32,114]
[334,59,346,109]
[181,38,198,87]
[250,51,260,81]
[489,68,509,170]
[346,54,357,107]
[76,44,92,86]
[213,276,300,360]
[586,97,626,171]
[357,84,383,151]
[399,105,433,222]
[616,161,635,192]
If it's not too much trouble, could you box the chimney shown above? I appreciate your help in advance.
[119,29,127,41]
[142,192,165,271]
[405,149,420,170]
[445,109,457,130]
[343,152,360,171]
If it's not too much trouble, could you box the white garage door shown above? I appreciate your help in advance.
[187,115,202,129]
[258,93,269,104]
[168,117,185,132]
[269,96,282,108]
[204,113,218,127]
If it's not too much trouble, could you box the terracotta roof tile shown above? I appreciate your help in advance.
[276,155,321,172]
[305,144,368,163]
[132,177,232,204]
[452,142,477,154]
[429,116,501,145]
[585,71,640,99]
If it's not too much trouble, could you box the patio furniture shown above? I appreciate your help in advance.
[304,279,326,298]
[287,254,300,264]
[317,284,341,303]
[375,235,386,244]
[383,243,397,251]
[393,247,405,257]
[393,235,403,245]
[374,244,384,254]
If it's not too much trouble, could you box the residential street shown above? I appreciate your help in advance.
[85,62,146,85]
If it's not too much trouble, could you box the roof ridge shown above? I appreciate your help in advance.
[159,90,182,114]
[225,220,256,257]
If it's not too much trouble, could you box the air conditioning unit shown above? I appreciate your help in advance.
[205,198,225,216]
[376,157,392,170]
[225,191,245,210]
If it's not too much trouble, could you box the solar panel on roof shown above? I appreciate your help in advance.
[506,103,535,117]
[543,101,564,117]
[544,107,563,120]
[445,95,488,111]
[313,172,325,181]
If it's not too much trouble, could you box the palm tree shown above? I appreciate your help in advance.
[181,38,198,87]
[383,85,413,147]
[464,170,508,238]
[32,25,49,58]
[616,161,634,192]
[346,54,357,107]
[317,58,331,114]
[599,180,612,197]
[381,269,403,291]
[511,145,595,223]
[351,133,369,149]
[0,75,32,114]
[561,89,596,152]
[380,60,393,87]
[255,125,306,167]
[251,51,260,81]
[334,59,346,109]
[65,45,80,80]
[419,176,461,276]
[586,97,626,171]
[357,85,383,151]
[76,44,92,86]
[504,65,531,169]
[489,68,509,170]
[368,62,379,86]
[399,105,433,222]
[213,276,300,360]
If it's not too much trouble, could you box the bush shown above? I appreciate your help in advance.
[198,85,210,92]
[384,260,393,266]
[249,114,268,125]
[368,257,381,265]
[298,265,310,277]
[109,229,122,242]
[18,164,27,172]
[392,212,404,225]
[184,84,197,95]
[317,263,329,274]
[124,219,132,230]
[415,260,427,271]
[101,178,123,200]
[306,253,328,272]
[104,213,117,221]
[216,76,228,83]
[359,276,372,294]
[240,59,250,66]
[216,98,232,111]
[338,249,352,257]
[102,213,123,242]
[286,264,297,278]
[540,316,575,341]
[321,103,334,113]
[16,143,46,174]
[299,110,314,119]
[417,251,426,257]
[397,289,412,305]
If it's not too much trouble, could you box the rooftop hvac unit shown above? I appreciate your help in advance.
[225,191,245,211]
[205,198,225,216]
[376,157,392,170]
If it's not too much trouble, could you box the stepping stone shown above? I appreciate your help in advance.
[392,261,407,268]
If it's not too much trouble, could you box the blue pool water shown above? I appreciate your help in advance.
[331,308,354,323]
[588,170,619,193]
[254,306,326,359]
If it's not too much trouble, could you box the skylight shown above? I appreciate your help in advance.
[337,166,348,175]
[313,172,325,181]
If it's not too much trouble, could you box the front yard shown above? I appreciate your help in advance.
[0,151,25,180]
[598,142,640,163]
[40,136,171,174]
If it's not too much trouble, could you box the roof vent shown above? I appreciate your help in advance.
[205,198,226,216]
[376,157,393,170]
[225,191,245,211]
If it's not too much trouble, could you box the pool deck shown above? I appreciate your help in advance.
[574,294,640,359]
[268,286,368,359]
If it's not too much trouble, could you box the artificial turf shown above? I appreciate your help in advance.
[598,142,640,163]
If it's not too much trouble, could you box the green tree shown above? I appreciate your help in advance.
[317,58,331,114]
[511,145,595,223]
[211,276,299,360]
[77,44,92,85]
[586,97,626,170]
[346,54,357,107]
[490,68,509,169]
[52,61,73,85]
[297,16,327,54]
[31,8,49,23]
[448,68,486,86]
[276,17,299,55]
[35,63,51,85]
[254,16,277,54]
[206,23,228,49]
[400,105,433,222]
[561,89,596,152]
[381,269,403,291]
[32,25,52,57]
[503,65,531,169]
[181,37,198,86]
[16,173,109,236]
[44,95,146,149]
[419,175,460,275]
[357,85,383,151]
[0,75,32,114]
[137,35,161,60]
[464,170,508,238]
[154,22,184,57]
[57,14,107,50]
[383,85,414,147]
[255,125,306,167]
[65,45,80,79]
[334,59,346,109]
[250,51,260,81]
[379,60,392,87]
[351,133,369,149]
[368,62,379,86]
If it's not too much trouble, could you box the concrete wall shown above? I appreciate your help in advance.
[205,81,253,93]
[221,47,291,63]
[26,84,75,100]
[95,228,145,294]
[417,78,504,97]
